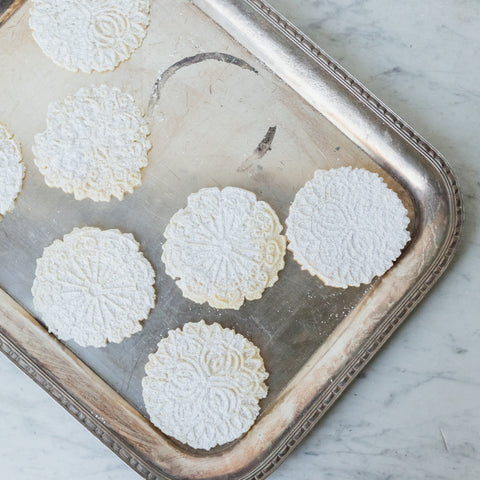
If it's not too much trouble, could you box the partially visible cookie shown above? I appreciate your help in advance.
[32,227,155,347]
[286,167,410,288]
[142,320,269,450]
[30,0,151,73]
[162,187,286,309]
[33,85,151,202]
[0,123,25,218]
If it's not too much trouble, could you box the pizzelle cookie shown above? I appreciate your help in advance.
[286,167,410,288]
[142,320,269,450]
[30,0,151,73]
[162,187,286,309]
[33,85,151,202]
[0,123,25,218]
[32,227,155,347]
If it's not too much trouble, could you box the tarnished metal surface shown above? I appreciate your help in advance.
[0,0,462,479]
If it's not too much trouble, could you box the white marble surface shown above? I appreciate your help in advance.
[1,0,479,478]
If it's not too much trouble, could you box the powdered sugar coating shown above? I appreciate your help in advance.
[0,123,25,217]
[32,227,155,347]
[30,0,150,73]
[33,85,151,202]
[142,320,268,450]
[162,187,286,309]
[286,167,410,288]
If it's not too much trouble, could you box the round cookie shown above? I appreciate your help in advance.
[142,320,269,450]
[30,0,151,73]
[33,85,151,202]
[0,123,25,218]
[162,186,286,309]
[286,167,410,288]
[32,227,155,347]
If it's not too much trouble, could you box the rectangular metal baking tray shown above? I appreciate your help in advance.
[0,1,462,479]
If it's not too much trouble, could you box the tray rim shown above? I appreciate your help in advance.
[0,0,26,26]
[0,1,463,479]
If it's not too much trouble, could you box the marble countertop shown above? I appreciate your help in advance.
[1,0,479,479]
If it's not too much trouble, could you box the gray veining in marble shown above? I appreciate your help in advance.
[1,0,479,479]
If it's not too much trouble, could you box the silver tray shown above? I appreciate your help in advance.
[0,1,463,479]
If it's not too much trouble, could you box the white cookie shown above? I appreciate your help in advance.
[30,0,150,73]
[32,227,155,347]
[142,320,269,450]
[162,187,286,309]
[33,85,151,202]
[0,123,25,217]
[286,167,410,288]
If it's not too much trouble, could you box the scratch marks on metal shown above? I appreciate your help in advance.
[237,126,277,173]
[147,52,276,172]
[147,52,258,119]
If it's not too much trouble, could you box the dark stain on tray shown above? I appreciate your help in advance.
[148,52,259,119]
[237,126,277,173]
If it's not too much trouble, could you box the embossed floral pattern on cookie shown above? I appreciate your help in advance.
[32,227,155,347]
[30,0,151,73]
[33,85,151,202]
[0,123,25,217]
[286,167,410,288]
[162,187,286,309]
[142,320,269,450]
